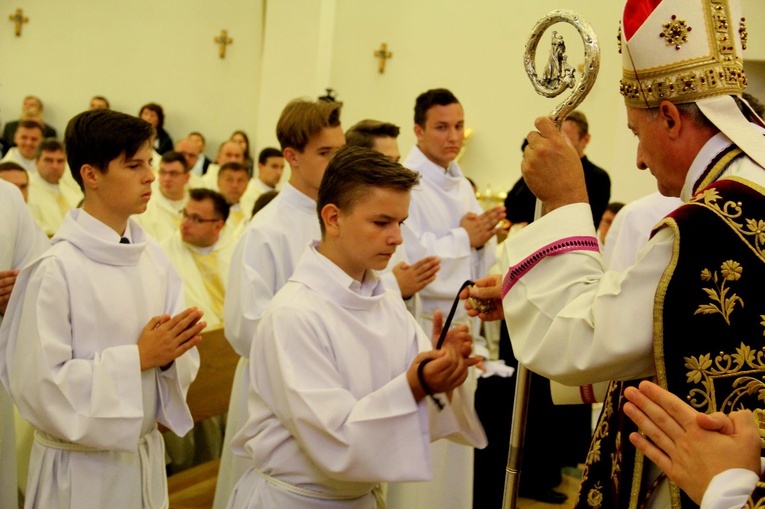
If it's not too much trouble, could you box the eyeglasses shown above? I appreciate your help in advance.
[180,209,223,224]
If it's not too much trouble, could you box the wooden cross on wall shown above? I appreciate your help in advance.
[214,29,233,59]
[374,43,392,74]
[9,8,28,37]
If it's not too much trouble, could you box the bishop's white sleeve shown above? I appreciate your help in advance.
[701,462,765,509]
[501,203,671,386]
[1,259,146,451]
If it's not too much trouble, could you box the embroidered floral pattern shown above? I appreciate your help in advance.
[586,484,603,508]
[610,431,621,490]
[580,382,619,504]
[586,425,604,465]
[695,260,744,325]
[684,343,765,413]
[747,219,765,244]
[689,189,765,261]
[754,408,765,444]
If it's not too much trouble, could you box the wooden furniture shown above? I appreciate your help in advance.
[168,326,238,509]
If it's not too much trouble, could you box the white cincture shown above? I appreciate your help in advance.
[254,468,386,509]
[34,428,167,509]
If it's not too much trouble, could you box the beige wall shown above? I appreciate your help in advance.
[327,0,765,203]
[2,0,762,203]
[0,0,263,159]
[329,0,637,202]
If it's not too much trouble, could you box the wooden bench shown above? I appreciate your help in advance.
[168,326,239,509]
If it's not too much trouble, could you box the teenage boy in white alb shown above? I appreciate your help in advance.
[0,109,205,509]
[227,145,486,509]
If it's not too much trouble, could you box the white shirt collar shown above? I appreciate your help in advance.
[76,208,132,243]
[310,241,378,297]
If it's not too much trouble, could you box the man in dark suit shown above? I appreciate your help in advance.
[1,96,56,156]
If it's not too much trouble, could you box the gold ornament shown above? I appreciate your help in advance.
[660,15,692,50]
[740,17,748,50]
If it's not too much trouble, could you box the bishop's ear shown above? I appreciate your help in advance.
[659,100,682,139]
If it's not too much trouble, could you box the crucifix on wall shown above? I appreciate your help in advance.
[9,8,28,37]
[214,29,233,59]
[373,43,392,74]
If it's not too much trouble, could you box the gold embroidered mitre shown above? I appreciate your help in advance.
[619,0,748,109]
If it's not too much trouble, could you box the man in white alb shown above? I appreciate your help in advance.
[0,179,48,509]
[1,120,43,174]
[162,188,234,330]
[202,140,246,190]
[217,162,251,237]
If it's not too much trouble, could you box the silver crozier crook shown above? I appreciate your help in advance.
[524,10,600,128]
[503,11,600,509]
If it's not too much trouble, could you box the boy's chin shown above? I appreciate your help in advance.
[370,259,391,272]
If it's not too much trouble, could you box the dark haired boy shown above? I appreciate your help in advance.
[227,146,486,509]
[0,108,204,509]
[239,147,285,216]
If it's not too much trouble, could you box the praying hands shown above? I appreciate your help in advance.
[393,255,441,299]
[624,381,761,505]
[460,206,506,248]
[138,307,206,370]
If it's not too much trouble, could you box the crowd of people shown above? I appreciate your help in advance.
[2,0,765,508]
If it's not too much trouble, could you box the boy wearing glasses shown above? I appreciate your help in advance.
[0,109,204,509]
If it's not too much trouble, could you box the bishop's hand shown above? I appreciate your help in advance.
[522,116,588,214]
[460,274,504,322]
